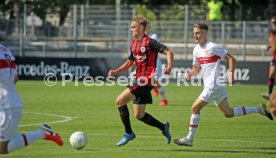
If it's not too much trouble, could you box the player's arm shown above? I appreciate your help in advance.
[150,39,174,74]
[108,60,134,77]
[224,53,236,84]
[186,65,201,80]
[160,48,173,74]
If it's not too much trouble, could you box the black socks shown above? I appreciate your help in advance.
[139,113,164,131]
[118,105,133,134]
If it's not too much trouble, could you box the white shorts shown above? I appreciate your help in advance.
[0,107,22,142]
[154,57,163,79]
[199,88,228,106]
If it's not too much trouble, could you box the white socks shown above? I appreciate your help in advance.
[158,87,167,100]
[186,114,200,140]
[7,130,44,153]
[233,106,259,117]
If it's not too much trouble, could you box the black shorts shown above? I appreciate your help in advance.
[128,83,153,104]
[271,60,276,67]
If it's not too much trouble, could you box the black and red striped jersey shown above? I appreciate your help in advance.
[272,52,276,60]
[128,35,166,80]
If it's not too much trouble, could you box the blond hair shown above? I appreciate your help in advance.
[131,15,148,29]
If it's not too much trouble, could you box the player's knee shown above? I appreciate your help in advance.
[191,106,200,113]
[134,113,143,119]
[134,113,139,119]
[115,97,122,106]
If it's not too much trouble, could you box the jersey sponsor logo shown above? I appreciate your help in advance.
[133,54,147,62]
[197,55,221,64]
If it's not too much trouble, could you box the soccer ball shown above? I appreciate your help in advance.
[69,131,87,150]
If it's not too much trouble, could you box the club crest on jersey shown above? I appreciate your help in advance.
[140,46,146,52]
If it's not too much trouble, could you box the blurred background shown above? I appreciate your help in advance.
[0,0,275,61]
[1,0,276,84]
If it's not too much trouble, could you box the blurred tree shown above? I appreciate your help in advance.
[0,0,17,19]
[237,0,269,20]
[135,4,157,21]
[268,0,276,18]
[0,0,85,26]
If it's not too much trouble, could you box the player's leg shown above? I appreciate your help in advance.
[116,88,135,134]
[156,82,168,106]
[7,126,63,153]
[262,63,276,99]
[133,104,171,144]
[174,97,208,146]
[155,59,168,106]
[268,98,276,117]
[116,88,136,106]
[153,57,163,97]
[268,65,276,95]
[6,131,44,153]
[7,124,63,153]
[115,88,136,146]
[134,85,171,144]
[0,141,8,154]
[134,104,164,130]
[152,85,159,97]
[0,108,42,154]
[217,99,234,117]
[133,87,160,128]
[218,98,273,120]
[0,108,63,154]
[268,65,276,94]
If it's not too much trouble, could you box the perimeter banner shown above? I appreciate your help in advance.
[15,57,269,84]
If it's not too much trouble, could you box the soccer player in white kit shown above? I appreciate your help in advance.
[174,22,273,146]
[145,22,168,106]
[0,43,63,154]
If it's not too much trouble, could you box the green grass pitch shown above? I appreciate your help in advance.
[3,81,276,158]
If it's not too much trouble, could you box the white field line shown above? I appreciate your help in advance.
[19,111,74,127]
[19,112,276,146]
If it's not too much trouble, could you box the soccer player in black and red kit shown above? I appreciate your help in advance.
[108,15,173,146]
[265,17,276,117]
[262,17,276,100]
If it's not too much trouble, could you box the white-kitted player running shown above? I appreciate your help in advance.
[145,22,168,106]
[0,43,63,154]
[174,22,273,147]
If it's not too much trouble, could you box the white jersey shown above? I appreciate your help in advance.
[149,33,163,78]
[0,44,22,109]
[192,41,227,89]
